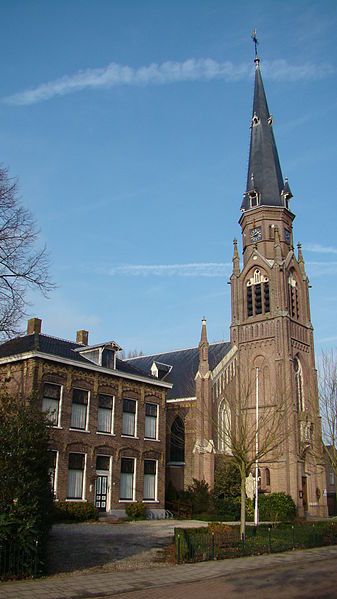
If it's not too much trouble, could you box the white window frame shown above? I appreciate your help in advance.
[66,452,87,502]
[121,399,138,438]
[42,383,63,428]
[95,454,112,511]
[97,394,115,435]
[70,388,90,432]
[144,403,159,441]
[119,457,136,502]
[143,459,158,503]
[49,449,59,498]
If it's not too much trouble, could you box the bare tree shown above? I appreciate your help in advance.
[0,166,53,338]
[117,349,144,360]
[318,350,337,484]
[206,362,291,537]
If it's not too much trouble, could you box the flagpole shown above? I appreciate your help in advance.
[254,366,259,527]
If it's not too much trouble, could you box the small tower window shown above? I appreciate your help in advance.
[294,357,305,412]
[249,190,259,207]
[264,282,270,313]
[288,273,299,319]
[255,284,262,314]
[247,286,253,317]
[246,269,270,317]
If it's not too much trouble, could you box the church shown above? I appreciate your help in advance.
[127,48,328,518]
[0,45,329,519]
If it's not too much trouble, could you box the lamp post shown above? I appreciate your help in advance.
[254,366,259,527]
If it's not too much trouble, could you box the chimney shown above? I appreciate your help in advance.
[76,330,89,345]
[27,317,42,335]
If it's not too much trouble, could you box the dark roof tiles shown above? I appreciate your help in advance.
[127,342,231,399]
[0,333,155,379]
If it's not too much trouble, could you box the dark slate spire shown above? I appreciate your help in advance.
[241,39,292,211]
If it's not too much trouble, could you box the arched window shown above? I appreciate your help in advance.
[265,468,271,487]
[247,269,270,317]
[169,416,185,462]
[288,273,299,319]
[218,401,231,454]
[294,357,305,412]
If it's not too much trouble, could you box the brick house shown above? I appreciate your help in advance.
[0,317,171,517]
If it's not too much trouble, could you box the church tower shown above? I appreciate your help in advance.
[230,43,328,517]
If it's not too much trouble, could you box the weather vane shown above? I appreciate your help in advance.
[251,29,259,58]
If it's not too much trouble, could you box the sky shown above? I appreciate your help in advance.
[0,0,336,355]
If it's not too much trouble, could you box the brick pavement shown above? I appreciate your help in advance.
[1,545,337,599]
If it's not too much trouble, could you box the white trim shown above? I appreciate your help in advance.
[143,458,158,502]
[144,402,159,440]
[166,396,196,403]
[69,429,91,433]
[119,457,136,501]
[95,454,112,511]
[67,451,87,501]
[97,393,115,435]
[212,345,238,378]
[0,350,172,388]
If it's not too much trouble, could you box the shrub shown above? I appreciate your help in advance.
[213,460,241,500]
[53,502,99,523]
[0,394,53,575]
[125,501,146,520]
[258,492,296,522]
[187,479,211,514]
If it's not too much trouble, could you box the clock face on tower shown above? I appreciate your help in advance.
[284,228,291,244]
[250,227,262,243]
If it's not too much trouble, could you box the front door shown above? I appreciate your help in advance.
[95,475,108,511]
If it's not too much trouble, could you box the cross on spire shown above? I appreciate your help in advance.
[251,29,259,61]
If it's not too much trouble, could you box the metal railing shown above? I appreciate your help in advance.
[0,540,39,580]
[175,523,337,564]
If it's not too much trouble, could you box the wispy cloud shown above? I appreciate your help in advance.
[307,261,337,276]
[304,243,337,255]
[98,262,231,278]
[3,58,335,106]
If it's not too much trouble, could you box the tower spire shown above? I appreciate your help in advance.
[241,33,293,211]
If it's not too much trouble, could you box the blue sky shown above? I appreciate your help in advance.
[0,0,336,354]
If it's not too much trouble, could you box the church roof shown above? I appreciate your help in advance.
[241,56,290,211]
[126,341,232,400]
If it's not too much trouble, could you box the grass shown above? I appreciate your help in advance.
[175,520,337,563]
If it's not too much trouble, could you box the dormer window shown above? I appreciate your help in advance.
[249,190,259,208]
[252,113,260,126]
[75,341,121,369]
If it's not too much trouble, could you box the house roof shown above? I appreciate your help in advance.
[126,341,232,400]
[0,333,159,381]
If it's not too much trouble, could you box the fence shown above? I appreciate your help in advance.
[0,541,39,580]
[175,522,337,564]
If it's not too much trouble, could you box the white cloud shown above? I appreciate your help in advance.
[104,262,231,277]
[307,261,337,276]
[3,58,335,106]
[304,243,337,255]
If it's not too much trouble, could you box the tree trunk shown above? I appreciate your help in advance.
[240,467,246,539]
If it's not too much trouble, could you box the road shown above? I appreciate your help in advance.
[96,555,337,599]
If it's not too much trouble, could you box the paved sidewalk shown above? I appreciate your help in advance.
[1,545,337,599]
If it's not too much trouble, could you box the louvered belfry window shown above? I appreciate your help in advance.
[246,269,270,317]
